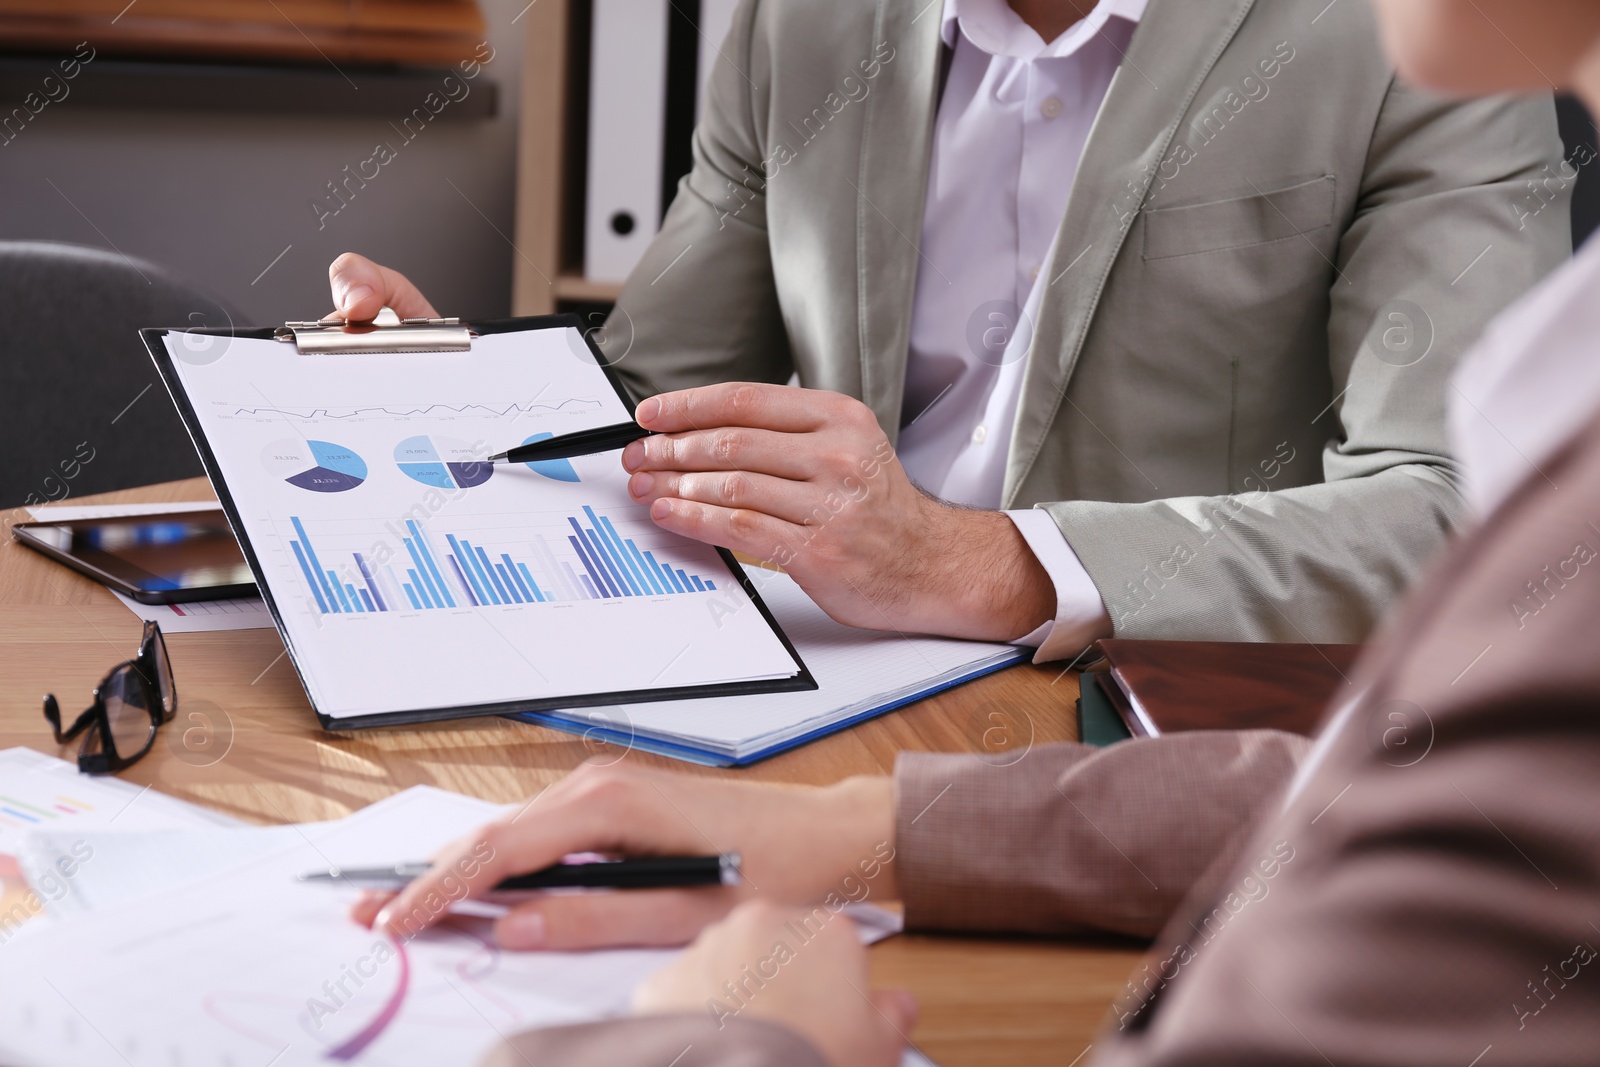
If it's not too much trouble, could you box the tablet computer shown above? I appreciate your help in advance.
[12,510,256,604]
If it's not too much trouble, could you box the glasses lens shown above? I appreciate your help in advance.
[102,665,156,761]
[145,625,176,718]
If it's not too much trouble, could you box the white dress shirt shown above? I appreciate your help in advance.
[1285,229,1599,809]
[897,0,1145,661]
[1450,229,1600,518]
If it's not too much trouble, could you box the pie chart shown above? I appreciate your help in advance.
[395,435,494,490]
[519,432,581,483]
[262,439,368,493]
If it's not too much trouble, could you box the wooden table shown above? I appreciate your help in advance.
[0,479,1141,1066]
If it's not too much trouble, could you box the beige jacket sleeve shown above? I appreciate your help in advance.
[894,730,1312,938]
[1091,411,1600,1065]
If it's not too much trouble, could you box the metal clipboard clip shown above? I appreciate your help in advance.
[275,307,474,354]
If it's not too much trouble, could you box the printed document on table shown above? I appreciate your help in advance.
[0,785,917,1067]
[0,748,240,945]
[109,590,273,632]
[157,327,808,723]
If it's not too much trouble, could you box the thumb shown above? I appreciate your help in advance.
[327,252,440,321]
[870,989,918,1035]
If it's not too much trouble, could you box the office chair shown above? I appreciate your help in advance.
[0,241,238,509]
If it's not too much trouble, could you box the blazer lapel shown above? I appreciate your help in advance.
[1002,0,1257,504]
[856,0,946,438]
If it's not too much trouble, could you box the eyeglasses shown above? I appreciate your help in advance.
[43,620,176,774]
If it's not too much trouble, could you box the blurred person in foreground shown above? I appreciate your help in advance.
[352,3,1600,1064]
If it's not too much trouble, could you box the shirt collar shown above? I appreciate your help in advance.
[940,0,1147,59]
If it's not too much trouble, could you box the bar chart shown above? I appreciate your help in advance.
[285,506,720,616]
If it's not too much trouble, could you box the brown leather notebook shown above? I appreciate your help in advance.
[1094,639,1364,738]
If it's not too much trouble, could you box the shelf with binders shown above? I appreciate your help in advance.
[511,0,739,315]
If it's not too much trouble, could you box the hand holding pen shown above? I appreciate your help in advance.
[488,422,657,464]
[346,762,897,951]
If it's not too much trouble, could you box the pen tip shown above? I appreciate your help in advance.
[487,452,508,462]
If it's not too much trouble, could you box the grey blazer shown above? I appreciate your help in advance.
[602,0,1569,643]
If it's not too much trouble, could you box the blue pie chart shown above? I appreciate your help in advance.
[519,432,581,482]
[395,435,494,490]
[263,439,367,493]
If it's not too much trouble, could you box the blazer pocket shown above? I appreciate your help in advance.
[1142,175,1336,261]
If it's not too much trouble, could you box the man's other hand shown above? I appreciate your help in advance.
[633,900,914,1067]
[327,253,440,322]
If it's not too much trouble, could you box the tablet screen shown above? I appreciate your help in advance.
[21,513,255,597]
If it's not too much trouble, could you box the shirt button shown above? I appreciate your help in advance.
[1029,264,1040,283]
[972,425,988,444]
[1041,96,1063,119]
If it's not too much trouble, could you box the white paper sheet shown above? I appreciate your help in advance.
[538,569,1027,761]
[0,747,240,861]
[109,590,274,632]
[0,748,242,949]
[15,786,500,920]
[160,329,806,720]
[0,784,918,1067]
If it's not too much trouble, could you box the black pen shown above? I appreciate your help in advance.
[488,423,657,464]
[297,853,740,892]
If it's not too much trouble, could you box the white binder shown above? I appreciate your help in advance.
[583,0,671,284]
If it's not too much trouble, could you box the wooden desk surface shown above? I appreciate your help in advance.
[0,479,1140,1066]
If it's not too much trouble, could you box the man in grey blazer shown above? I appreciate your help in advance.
[346,12,1600,1062]
[331,0,1568,657]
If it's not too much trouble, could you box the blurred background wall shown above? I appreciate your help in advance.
[2,6,1597,333]
[0,0,527,325]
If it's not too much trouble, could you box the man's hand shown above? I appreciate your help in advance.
[353,762,897,951]
[326,253,439,321]
[633,900,914,1067]
[625,382,1055,640]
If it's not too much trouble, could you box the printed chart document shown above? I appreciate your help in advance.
[146,319,811,727]
[0,785,920,1067]
[0,748,240,945]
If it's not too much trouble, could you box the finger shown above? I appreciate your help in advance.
[870,989,918,1035]
[630,469,825,526]
[374,766,700,941]
[374,807,608,940]
[636,383,835,435]
[349,890,396,929]
[494,887,740,950]
[648,498,803,562]
[622,427,822,480]
[327,252,440,321]
[374,830,516,940]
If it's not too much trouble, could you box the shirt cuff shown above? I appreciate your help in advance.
[1004,508,1112,663]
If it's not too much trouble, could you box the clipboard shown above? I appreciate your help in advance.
[141,310,816,730]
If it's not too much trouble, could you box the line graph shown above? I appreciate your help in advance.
[223,398,604,421]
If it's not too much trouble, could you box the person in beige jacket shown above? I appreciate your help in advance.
[328,0,1568,661]
[343,4,1600,1064]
